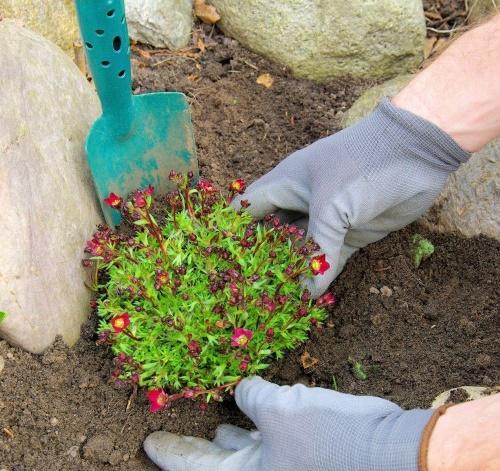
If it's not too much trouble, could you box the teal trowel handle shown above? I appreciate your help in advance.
[75,0,133,137]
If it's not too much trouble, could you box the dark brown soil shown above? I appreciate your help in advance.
[1,18,499,471]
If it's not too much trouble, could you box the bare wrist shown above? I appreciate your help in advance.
[426,394,500,471]
[393,14,500,152]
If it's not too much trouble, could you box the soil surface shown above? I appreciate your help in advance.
[1,14,499,471]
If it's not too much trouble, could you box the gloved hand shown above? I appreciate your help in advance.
[144,376,436,471]
[233,98,470,298]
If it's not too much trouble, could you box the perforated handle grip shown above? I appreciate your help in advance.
[75,0,133,136]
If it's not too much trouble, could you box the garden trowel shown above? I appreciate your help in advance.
[75,0,198,226]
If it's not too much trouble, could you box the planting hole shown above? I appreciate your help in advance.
[113,36,121,52]
[96,29,104,36]
[107,9,115,17]
[118,70,126,77]
[85,42,93,49]
[121,15,125,23]
[101,60,111,67]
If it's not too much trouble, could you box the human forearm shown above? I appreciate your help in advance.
[426,394,500,471]
[394,14,500,152]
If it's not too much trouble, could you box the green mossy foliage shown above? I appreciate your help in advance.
[86,177,329,400]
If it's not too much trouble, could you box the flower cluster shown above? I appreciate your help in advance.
[84,173,335,411]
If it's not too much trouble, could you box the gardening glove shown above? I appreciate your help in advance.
[144,376,436,471]
[233,98,470,298]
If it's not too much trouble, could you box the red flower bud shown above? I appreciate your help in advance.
[188,340,201,357]
[85,239,104,257]
[198,179,216,193]
[133,192,146,208]
[316,292,336,308]
[239,360,249,371]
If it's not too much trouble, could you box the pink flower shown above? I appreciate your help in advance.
[111,313,130,333]
[147,388,169,413]
[104,192,123,209]
[316,292,336,308]
[229,179,246,194]
[310,254,330,275]
[144,185,155,195]
[239,360,249,371]
[231,328,253,348]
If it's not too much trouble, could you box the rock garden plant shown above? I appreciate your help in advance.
[83,172,334,412]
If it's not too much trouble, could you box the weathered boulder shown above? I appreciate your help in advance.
[0,0,79,54]
[125,0,193,49]
[209,0,426,81]
[342,76,500,241]
[468,0,499,23]
[0,20,103,353]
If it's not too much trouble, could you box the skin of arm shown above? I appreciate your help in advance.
[393,13,500,152]
[395,14,500,470]
[427,394,500,471]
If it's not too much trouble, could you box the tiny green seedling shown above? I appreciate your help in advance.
[0,311,6,323]
[349,357,368,381]
[411,234,434,268]
[331,375,339,391]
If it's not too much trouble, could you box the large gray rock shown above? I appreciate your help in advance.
[210,0,426,81]
[125,0,193,49]
[0,0,79,54]
[342,76,500,241]
[0,20,103,353]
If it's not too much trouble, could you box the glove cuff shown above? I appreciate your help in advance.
[376,97,471,172]
[418,404,456,471]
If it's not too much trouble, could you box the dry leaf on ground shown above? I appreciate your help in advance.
[300,351,319,370]
[256,73,274,88]
[194,0,221,25]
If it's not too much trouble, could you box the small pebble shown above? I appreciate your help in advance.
[380,286,393,297]
[78,434,87,443]
[108,450,122,466]
[50,417,59,426]
[6,352,13,360]
[369,287,380,295]
[68,445,79,458]
[0,356,4,374]
[123,453,130,462]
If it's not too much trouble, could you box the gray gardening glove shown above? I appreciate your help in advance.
[234,98,470,298]
[144,376,435,470]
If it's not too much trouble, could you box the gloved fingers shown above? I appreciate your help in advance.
[301,208,348,299]
[235,376,286,426]
[231,176,310,219]
[144,431,231,471]
[213,424,261,451]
